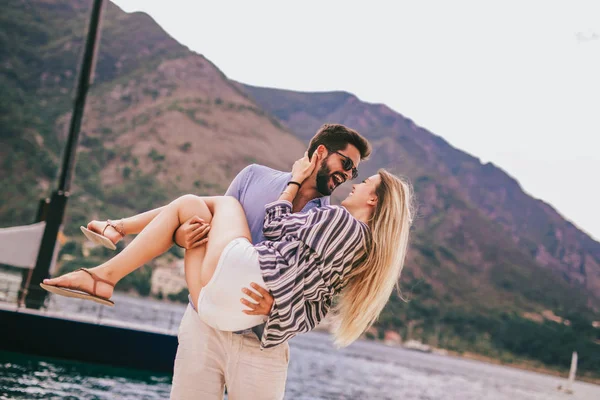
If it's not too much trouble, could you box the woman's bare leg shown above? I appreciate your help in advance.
[183,245,207,306]
[184,196,251,305]
[44,195,249,300]
[87,206,167,245]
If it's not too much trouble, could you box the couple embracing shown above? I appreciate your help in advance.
[41,124,414,399]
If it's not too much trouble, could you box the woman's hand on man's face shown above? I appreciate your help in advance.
[291,151,319,184]
[241,283,274,316]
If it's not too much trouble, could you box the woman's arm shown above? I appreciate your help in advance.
[262,200,294,239]
[260,285,333,348]
[277,180,300,203]
[278,152,317,203]
[262,153,318,239]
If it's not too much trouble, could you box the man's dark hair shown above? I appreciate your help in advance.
[307,124,371,160]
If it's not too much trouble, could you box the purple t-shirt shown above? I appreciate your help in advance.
[225,164,329,244]
[188,164,329,331]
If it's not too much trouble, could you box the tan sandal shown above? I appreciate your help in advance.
[40,268,115,306]
[80,219,125,251]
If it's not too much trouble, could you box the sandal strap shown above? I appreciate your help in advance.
[77,268,115,297]
[105,219,126,237]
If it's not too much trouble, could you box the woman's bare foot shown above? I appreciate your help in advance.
[43,268,115,300]
[87,220,124,246]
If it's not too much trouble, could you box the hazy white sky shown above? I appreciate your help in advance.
[112,0,599,240]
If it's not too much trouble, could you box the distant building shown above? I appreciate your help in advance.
[151,260,186,297]
[384,330,402,345]
[403,339,432,353]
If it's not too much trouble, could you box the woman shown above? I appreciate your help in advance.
[41,154,413,348]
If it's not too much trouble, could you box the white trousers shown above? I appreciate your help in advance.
[170,305,289,400]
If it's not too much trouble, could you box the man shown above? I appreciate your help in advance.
[170,123,371,400]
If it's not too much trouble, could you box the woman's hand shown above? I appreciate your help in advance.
[241,283,274,316]
[291,152,319,184]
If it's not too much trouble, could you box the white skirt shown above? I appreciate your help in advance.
[196,237,268,331]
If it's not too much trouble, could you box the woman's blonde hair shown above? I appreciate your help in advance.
[332,169,414,347]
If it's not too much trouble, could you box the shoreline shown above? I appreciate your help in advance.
[314,322,600,385]
[446,350,600,386]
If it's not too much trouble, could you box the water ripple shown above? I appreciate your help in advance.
[1,293,599,399]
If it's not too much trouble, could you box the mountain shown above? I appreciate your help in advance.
[2,0,599,378]
[240,86,600,377]
[242,84,600,305]
[1,0,305,228]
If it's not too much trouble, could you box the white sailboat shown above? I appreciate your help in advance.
[557,351,577,394]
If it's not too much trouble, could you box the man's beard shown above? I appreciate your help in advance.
[315,158,343,196]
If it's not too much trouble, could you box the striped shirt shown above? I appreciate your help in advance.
[256,200,370,349]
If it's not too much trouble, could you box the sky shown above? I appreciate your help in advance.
[111,0,600,240]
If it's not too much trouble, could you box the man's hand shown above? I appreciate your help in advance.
[241,283,274,316]
[174,215,210,249]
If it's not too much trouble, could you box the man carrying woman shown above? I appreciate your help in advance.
[42,124,413,400]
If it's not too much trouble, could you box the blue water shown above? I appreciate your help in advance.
[0,351,171,399]
[1,292,599,399]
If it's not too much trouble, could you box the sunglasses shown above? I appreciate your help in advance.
[331,150,358,180]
